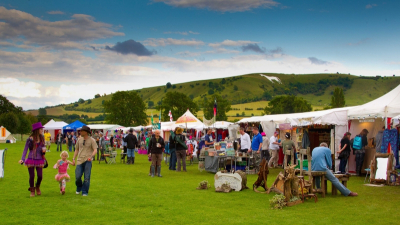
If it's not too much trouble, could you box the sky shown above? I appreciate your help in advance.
[0,0,399,110]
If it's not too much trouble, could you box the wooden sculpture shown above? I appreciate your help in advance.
[253,159,270,193]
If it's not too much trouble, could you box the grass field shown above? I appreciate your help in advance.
[1,141,399,224]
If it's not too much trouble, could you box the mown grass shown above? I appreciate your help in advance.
[0,141,399,224]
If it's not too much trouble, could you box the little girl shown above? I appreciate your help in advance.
[54,151,75,195]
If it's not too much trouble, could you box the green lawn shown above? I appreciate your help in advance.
[1,142,398,224]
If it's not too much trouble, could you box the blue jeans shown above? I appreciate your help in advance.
[68,145,73,152]
[339,158,348,174]
[169,149,177,170]
[127,148,135,158]
[315,168,351,196]
[75,161,92,195]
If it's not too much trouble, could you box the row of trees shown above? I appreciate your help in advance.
[0,95,41,136]
[103,91,233,126]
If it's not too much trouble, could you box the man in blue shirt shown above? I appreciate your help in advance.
[205,129,214,147]
[250,127,263,170]
[312,143,358,196]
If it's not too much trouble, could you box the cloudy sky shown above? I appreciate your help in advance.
[1,0,399,110]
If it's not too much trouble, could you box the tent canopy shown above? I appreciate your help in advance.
[63,120,85,132]
[44,121,68,130]
[237,107,351,126]
[88,124,120,131]
[348,84,400,119]
[173,110,204,130]
[208,121,233,129]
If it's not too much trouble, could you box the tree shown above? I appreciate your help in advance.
[0,112,20,134]
[94,94,101,98]
[262,91,272,101]
[103,91,147,126]
[233,85,238,91]
[37,115,51,125]
[331,87,345,108]
[221,78,226,84]
[202,94,232,121]
[0,95,22,114]
[157,91,199,121]
[172,85,176,89]
[87,99,92,104]
[16,114,32,139]
[148,101,154,108]
[38,107,47,116]
[208,89,214,95]
[78,98,85,104]
[166,82,172,89]
[264,95,312,115]
[25,113,38,125]
[189,94,194,100]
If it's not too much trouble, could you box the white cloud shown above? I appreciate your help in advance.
[0,78,41,98]
[365,4,377,9]
[0,7,124,49]
[164,31,200,35]
[47,10,65,15]
[208,40,259,48]
[153,0,279,12]
[143,38,204,46]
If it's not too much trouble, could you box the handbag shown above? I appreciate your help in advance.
[43,159,48,168]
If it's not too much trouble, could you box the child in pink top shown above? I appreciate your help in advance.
[54,151,75,195]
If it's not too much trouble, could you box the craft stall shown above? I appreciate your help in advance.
[237,108,350,171]
[348,84,400,173]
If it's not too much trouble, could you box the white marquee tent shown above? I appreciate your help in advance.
[43,120,68,142]
[0,126,16,143]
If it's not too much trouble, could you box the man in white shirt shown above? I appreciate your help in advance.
[268,131,281,168]
[239,127,251,153]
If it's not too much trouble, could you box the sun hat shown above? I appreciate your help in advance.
[31,122,45,132]
[80,125,91,134]
[176,127,183,134]
[261,132,266,136]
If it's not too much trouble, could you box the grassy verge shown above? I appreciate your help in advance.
[0,141,398,224]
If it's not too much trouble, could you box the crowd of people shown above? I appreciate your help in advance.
[19,122,361,198]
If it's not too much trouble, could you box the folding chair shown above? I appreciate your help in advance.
[108,150,117,164]
[0,148,8,180]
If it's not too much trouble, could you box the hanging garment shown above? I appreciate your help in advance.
[301,130,310,149]
[375,130,384,152]
[381,129,399,166]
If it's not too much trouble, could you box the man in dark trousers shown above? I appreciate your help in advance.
[124,128,138,165]
[148,130,165,177]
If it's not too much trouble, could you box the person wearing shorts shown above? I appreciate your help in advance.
[44,130,51,152]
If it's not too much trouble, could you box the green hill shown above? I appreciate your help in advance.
[26,73,400,120]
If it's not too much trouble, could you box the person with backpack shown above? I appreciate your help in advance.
[352,129,369,176]
[175,127,187,172]
[168,127,178,171]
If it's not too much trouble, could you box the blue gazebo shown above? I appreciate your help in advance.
[63,120,86,133]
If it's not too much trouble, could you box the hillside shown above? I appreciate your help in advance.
[26,73,400,121]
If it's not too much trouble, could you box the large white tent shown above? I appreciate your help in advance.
[0,126,16,143]
[88,124,121,132]
[348,84,400,119]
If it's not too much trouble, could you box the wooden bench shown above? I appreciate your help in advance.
[324,174,350,195]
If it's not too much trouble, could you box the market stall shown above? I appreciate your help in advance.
[348,84,400,171]
[88,124,121,135]
[237,107,351,171]
[43,120,68,142]
[62,120,85,133]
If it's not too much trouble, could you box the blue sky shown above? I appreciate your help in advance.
[0,0,399,109]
